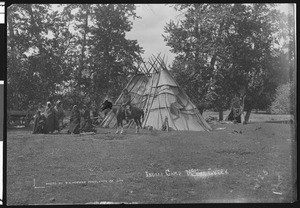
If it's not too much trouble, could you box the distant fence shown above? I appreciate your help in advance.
[7,110,35,127]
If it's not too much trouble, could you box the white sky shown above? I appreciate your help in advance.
[126,4,182,66]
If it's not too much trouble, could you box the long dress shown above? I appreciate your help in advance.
[32,113,47,134]
[54,106,65,131]
[80,109,95,133]
[68,109,81,134]
[45,107,57,133]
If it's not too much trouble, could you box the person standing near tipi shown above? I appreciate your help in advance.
[45,101,56,134]
[121,89,131,121]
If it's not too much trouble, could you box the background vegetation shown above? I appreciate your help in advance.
[7,4,295,120]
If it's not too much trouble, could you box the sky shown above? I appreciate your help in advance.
[126,4,294,66]
[126,4,182,66]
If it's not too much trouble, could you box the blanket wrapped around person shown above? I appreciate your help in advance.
[32,110,47,134]
[45,101,58,133]
[54,100,65,133]
[226,94,245,123]
[68,105,81,134]
[80,105,96,133]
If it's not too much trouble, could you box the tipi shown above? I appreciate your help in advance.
[100,55,212,131]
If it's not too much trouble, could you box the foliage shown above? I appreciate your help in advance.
[164,4,295,116]
[270,82,295,114]
[7,4,143,110]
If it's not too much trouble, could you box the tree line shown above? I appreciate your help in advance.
[7,4,143,111]
[7,4,295,120]
[164,4,295,120]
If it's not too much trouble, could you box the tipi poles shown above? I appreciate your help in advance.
[142,54,167,129]
[153,54,167,71]
[142,73,155,127]
[100,75,139,127]
[127,76,148,128]
[141,56,159,126]
[138,53,151,75]
[142,70,161,128]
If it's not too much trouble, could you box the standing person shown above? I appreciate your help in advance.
[37,102,45,114]
[32,110,47,134]
[227,94,243,123]
[45,101,57,134]
[80,105,96,133]
[54,100,65,133]
[92,105,100,125]
[68,105,81,134]
[121,89,131,120]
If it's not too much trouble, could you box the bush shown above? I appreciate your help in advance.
[270,82,295,114]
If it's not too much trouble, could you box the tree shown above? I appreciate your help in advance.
[164,4,293,121]
[7,4,144,110]
[7,4,69,109]
[164,4,241,118]
[270,82,294,114]
[60,4,143,105]
[88,4,143,101]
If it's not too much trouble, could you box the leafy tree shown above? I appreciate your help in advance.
[7,4,143,111]
[164,4,293,121]
[270,82,294,114]
[7,4,68,109]
[60,4,143,105]
[88,4,143,101]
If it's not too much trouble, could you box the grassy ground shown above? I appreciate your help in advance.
[6,112,296,205]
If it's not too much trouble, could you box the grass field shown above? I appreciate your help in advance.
[6,112,296,205]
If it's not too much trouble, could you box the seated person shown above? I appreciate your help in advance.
[121,89,131,120]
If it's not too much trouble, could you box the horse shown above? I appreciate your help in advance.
[101,100,113,112]
[101,100,144,134]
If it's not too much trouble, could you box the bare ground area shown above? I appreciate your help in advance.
[6,112,296,205]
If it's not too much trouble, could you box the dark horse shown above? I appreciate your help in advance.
[101,100,144,134]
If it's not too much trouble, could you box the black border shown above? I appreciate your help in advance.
[2,1,299,207]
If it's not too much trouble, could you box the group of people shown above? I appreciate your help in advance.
[67,104,96,134]
[32,88,132,135]
[32,101,96,134]
[32,100,65,134]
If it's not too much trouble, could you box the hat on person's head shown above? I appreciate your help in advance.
[73,105,77,109]
[47,101,51,106]
[56,100,62,104]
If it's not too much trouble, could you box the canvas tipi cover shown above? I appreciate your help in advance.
[101,74,150,128]
[142,69,212,131]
